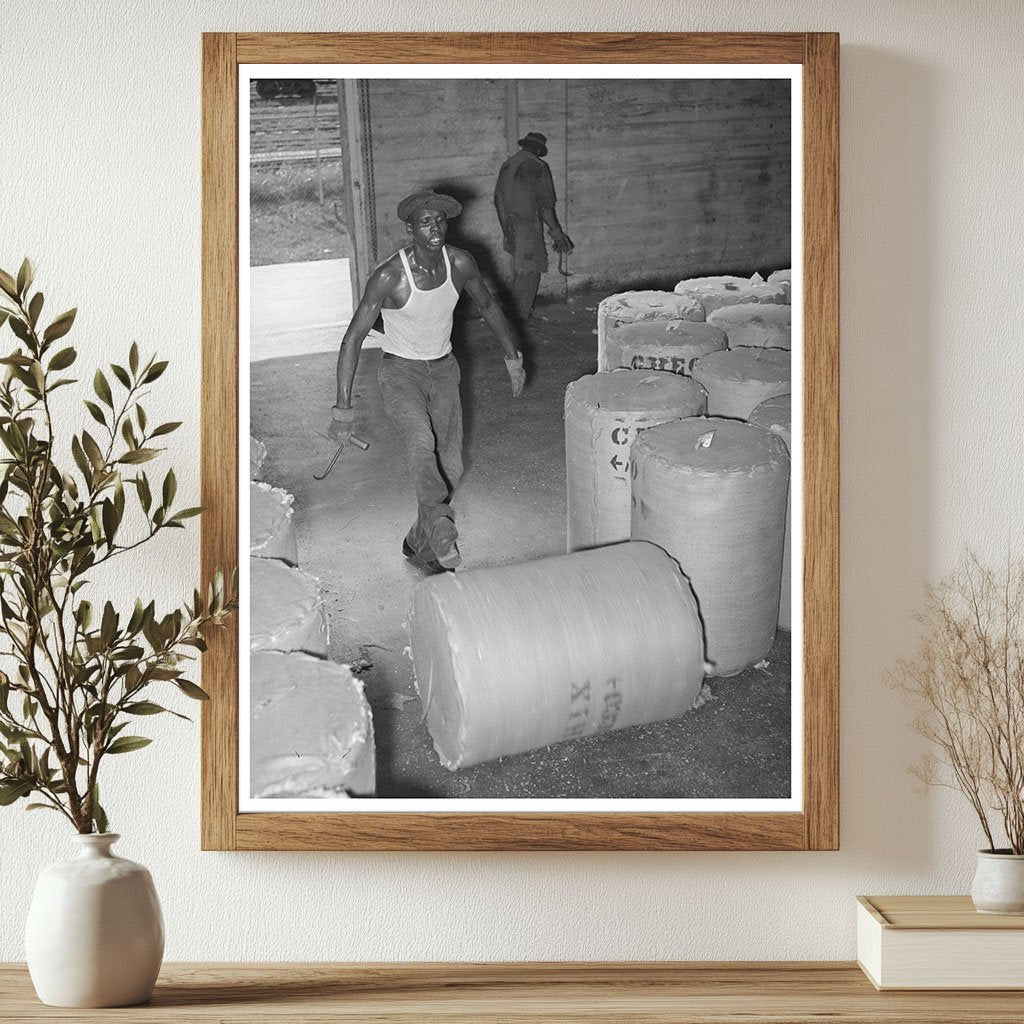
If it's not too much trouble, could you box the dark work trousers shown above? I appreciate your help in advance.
[378,351,464,559]
[505,214,547,329]
[511,268,542,328]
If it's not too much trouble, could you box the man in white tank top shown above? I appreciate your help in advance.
[331,190,526,573]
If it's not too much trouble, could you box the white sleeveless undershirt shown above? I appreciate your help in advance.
[380,246,459,360]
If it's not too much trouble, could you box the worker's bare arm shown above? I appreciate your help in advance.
[450,248,519,360]
[450,247,525,399]
[335,263,399,409]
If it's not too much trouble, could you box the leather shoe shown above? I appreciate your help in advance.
[402,539,452,574]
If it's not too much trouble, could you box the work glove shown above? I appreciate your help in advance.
[328,405,358,443]
[504,352,526,399]
[551,229,574,255]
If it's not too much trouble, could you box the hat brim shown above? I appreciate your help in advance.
[518,137,548,157]
[397,193,463,221]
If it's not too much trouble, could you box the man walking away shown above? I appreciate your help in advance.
[330,190,526,574]
[494,131,574,330]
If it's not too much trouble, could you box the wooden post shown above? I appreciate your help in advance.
[337,79,371,297]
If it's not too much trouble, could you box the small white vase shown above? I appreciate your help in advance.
[25,833,164,1007]
[971,849,1024,915]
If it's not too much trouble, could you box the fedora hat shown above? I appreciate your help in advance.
[396,190,463,222]
[517,132,548,157]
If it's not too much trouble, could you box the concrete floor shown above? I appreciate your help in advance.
[251,292,792,800]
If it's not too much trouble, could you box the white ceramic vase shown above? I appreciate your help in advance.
[25,833,164,1007]
[971,850,1024,915]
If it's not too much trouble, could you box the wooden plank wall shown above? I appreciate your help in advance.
[363,77,790,300]
[553,78,792,291]
[366,79,509,296]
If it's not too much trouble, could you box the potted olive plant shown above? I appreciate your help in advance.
[0,260,236,1005]
[895,551,1024,914]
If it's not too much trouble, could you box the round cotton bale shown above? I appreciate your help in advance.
[673,275,788,317]
[250,651,375,797]
[611,320,728,375]
[250,557,329,656]
[596,290,704,371]
[565,370,707,552]
[690,347,791,420]
[707,303,792,350]
[631,418,790,676]
[767,268,791,302]
[409,541,705,770]
[250,435,267,480]
[749,394,793,631]
[250,482,298,565]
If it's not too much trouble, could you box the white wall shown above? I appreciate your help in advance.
[2,0,1022,962]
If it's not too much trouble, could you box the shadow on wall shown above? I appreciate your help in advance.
[839,47,935,867]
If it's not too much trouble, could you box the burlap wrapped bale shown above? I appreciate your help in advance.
[596,290,704,372]
[250,482,298,565]
[250,651,375,797]
[749,394,794,631]
[690,347,791,420]
[565,370,707,552]
[250,557,329,656]
[673,274,788,317]
[612,320,728,375]
[409,541,705,771]
[708,302,792,351]
[767,268,791,302]
[632,417,790,676]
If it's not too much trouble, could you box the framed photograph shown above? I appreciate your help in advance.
[201,32,838,851]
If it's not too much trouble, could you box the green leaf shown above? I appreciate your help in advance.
[100,601,117,647]
[136,473,152,513]
[83,400,107,427]
[175,679,210,701]
[142,360,168,383]
[47,346,77,371]
[42,308,76,344]
[162,468,176,508]
[113,474,125,518]
[91,785,108,834]
[118,448,158,465]
[93,369,113,409]
[0,779,33,805]
[8,316,32,345]
[0,269,18,300]
[136,404,147,432]
[26,802,61,813]
[81,431,105,472]
[27,292,43,328]
[124,700,171,716]
[129,342,139,376]
[71,435,92,482]
[105,735,152,755]
[110,363,131,389]
[101,498,116,546]
[168,507,203,524]
[121,418,137,450]
[150,421,181,438]
[16,258,34,298]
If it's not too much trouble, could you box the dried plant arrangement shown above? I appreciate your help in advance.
[0,259,236,833]
[894,551,1024,854]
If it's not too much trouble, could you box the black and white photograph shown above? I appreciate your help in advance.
[241,65,801,813]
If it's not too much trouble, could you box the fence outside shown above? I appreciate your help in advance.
[249,80,351,268]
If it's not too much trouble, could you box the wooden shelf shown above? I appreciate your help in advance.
[3,962,1024,1022]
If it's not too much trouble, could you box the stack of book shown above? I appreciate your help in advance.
[857,895,1024,990]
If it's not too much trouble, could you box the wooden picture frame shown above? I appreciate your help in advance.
[201,32,839,851]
